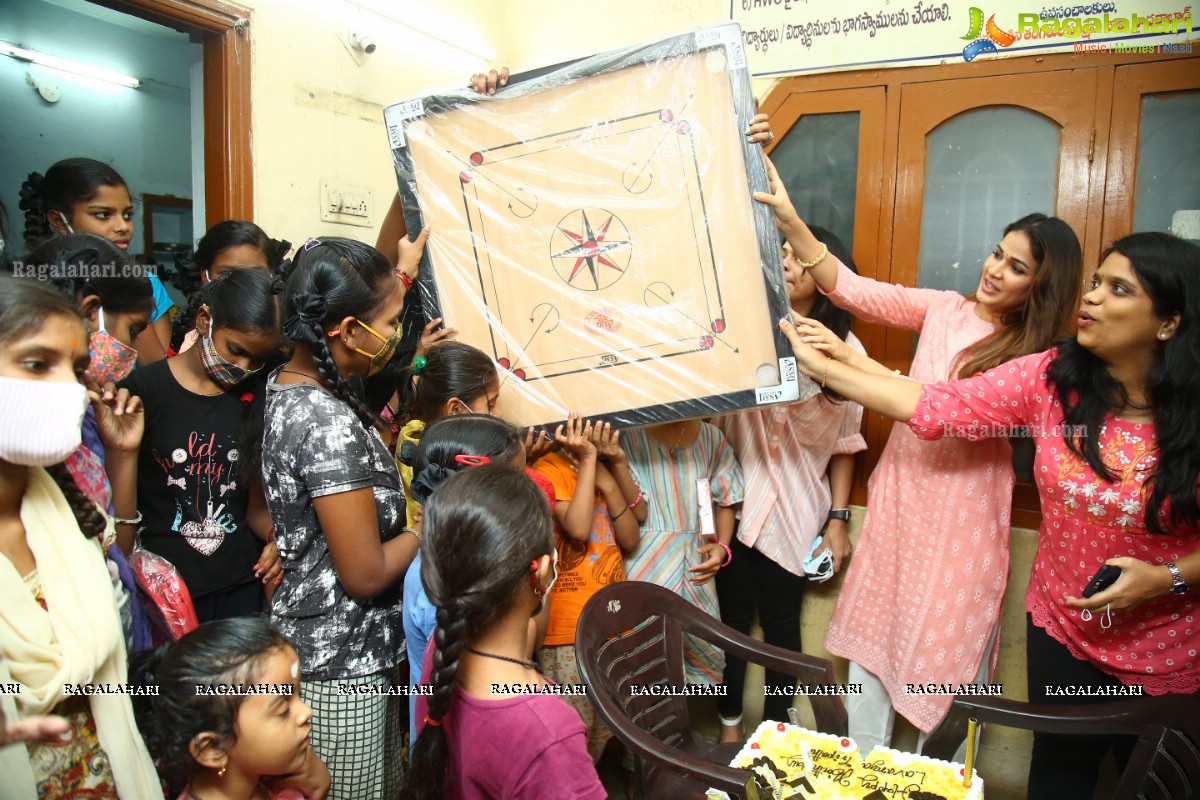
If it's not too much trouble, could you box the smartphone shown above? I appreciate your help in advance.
[1082,565,1122,598]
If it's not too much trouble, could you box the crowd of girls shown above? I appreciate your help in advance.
[0,89,1196,800]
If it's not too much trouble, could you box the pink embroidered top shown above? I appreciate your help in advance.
[911,349,1200,694]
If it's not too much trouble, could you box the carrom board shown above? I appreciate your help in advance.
[385,24,803,430]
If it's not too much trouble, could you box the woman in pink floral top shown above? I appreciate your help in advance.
[781,231,1200,800]
[757,157,1083,747]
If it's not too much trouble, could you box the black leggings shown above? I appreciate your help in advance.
[715,536,807,723]
[1025,615,1136,800]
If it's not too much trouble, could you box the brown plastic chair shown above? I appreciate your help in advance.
[575,581,849,800]
[923,694,1200,799]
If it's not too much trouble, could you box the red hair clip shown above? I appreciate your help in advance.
[240,392,254,404]
[454,455,490,466]
[424,715,443,728]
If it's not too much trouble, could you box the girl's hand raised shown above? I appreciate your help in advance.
[590,421,626,464]
[746,113,774,147]
[89,383,143,454]
[553,412,596,462]
[753,155,802,231]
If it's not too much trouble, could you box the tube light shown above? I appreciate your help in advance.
[0,41,141,88]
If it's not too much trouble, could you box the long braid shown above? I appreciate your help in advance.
[18,172,52,247]
[310,334,378,428]
[406,602,469,800]
[45,461,108,540]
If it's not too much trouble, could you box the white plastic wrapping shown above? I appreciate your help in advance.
[385,24,802,429]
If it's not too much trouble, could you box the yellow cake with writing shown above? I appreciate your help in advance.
[706,721,983,800]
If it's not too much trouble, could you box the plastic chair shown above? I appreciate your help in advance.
[575,581,849,800]
[923,694,1200,799]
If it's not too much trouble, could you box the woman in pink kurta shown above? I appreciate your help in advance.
[780,231,1200,799]
[818,264,1014,735]
[757,156,1084,742]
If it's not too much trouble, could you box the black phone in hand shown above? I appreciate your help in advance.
[1082,565,1122,598]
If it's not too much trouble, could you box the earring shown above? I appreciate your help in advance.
[1159,332,1169,340]
[217,764,227,778]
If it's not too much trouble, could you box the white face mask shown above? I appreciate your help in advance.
[0,376,88,466]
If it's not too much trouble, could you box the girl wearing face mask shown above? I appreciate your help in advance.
[757,156,1084,754]
[109,268,285,625]
[19,158,177,365]
[265,236,424,800]
[171,220,291,353]
[0,276,161,799]
[26,233,156,651]
[406,466,605,800]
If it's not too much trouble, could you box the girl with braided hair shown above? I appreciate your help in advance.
[18,158,177,364]
[406,465,605,800]
[0,276,160,798]
[262,233,426,800]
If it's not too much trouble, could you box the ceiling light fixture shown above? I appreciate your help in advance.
[0,41,141,88]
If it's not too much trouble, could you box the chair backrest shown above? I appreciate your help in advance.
[576,581,849,800]
[936,695,1200,800]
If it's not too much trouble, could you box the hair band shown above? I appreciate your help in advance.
[240,392,254,404]
[301,237,322,252]
[424,716,443,727]
[454,455,490,466]
[413,355,427,375]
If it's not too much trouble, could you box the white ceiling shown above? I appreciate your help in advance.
[38,0,189,40]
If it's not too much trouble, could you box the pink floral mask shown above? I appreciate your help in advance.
[88,308,137,386]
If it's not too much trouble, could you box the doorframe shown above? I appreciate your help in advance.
[88,0,253,226]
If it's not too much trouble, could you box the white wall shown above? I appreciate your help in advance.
[0,0,193,255]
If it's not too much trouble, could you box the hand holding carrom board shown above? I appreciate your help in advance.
[386,25,806,430]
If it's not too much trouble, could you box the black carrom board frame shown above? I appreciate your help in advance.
[385,24,803,430]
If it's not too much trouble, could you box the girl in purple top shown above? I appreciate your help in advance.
[405,466,605,800]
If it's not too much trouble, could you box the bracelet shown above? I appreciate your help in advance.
[267,524,275,542]
[611,506,629,522]
[111,511,143,526]
[397,271,414,290]
[821,356,831,389]
[403,526,423,543]
[796,243,828,271]
[628,493,644,510]
[716,540,733,568]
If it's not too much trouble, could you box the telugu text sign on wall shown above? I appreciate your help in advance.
[730,1,1195,77]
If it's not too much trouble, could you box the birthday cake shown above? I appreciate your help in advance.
[706,721,983,800]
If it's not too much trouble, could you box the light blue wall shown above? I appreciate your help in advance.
[0,0,193,257]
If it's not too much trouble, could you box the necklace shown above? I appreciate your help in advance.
[278,367,323,385]
[466,646,537,669]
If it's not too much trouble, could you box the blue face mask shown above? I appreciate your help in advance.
[802,535,835,583]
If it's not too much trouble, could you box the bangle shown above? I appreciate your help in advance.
[397,271,414,290]
[611,506,629,522]
[821,356,831,389]
[796,242,828,271]
[111,511,142,526]
[267,524,275,542]
[628,493,644,510]
[716,540,733,568]
[404,526,422,543]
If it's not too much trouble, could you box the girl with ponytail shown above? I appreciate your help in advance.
[263,233,425,800]
[0,276,160,798]
[111,268,285,625]
[405,465,605,800]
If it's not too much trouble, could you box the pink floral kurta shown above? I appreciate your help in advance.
[911,350,1200,693]
[822,260,1011,732]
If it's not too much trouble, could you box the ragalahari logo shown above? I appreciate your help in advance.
[961,7,1017,61]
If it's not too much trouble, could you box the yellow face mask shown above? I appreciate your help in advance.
[352,318,402,377]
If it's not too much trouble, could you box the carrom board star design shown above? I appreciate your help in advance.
[387,25,801,429]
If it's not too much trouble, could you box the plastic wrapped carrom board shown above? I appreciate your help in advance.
[384,23,805,429]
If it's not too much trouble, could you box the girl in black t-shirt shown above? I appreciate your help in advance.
[111,268,285,623]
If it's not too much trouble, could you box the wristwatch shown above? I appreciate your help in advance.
[827,508,851,523]
[1166,561,1190,595]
